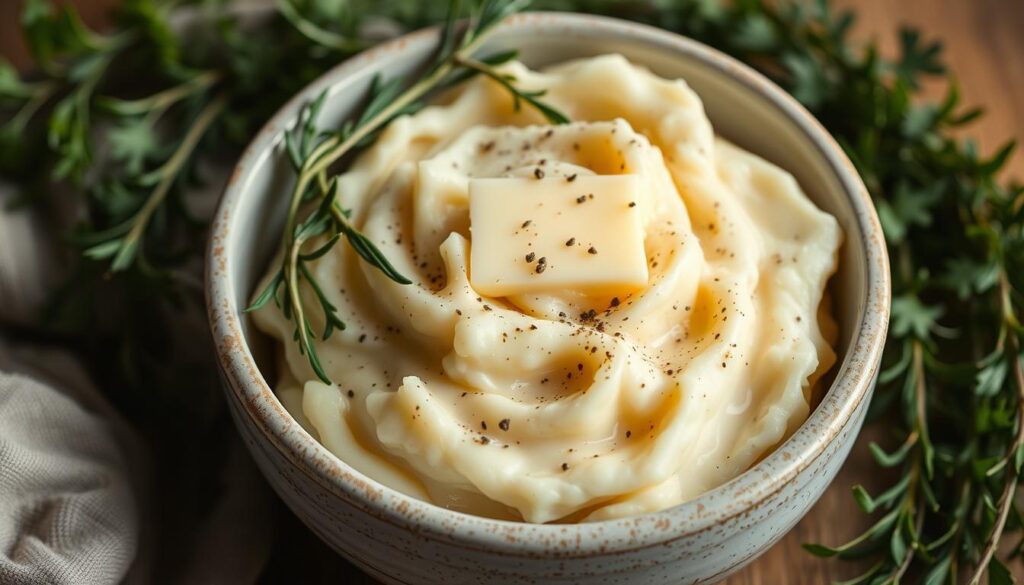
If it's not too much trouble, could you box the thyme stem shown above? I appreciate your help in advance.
[967,272,1024,585]
[112,93,228,271]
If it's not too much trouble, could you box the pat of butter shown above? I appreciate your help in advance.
[468,174,648,297]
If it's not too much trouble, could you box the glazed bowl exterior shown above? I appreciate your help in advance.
[206,12,890,585]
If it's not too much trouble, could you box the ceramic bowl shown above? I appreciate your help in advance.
[207,12,890,585]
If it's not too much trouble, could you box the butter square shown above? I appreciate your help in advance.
[468,175,648,297]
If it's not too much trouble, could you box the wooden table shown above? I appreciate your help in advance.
[3,1,1023,583]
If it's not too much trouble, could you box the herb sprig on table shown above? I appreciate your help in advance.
[1,0,1022,583]
[652,4,1023,584]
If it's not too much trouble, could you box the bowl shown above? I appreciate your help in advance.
[206,12,890,584]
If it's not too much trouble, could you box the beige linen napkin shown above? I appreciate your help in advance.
[0,343,142,585]
[0,166,273,583]
[0,183,145,585]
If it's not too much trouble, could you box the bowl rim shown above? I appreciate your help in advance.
[206,10,891,557]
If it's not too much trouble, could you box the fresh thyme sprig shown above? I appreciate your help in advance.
[81,92,228,272]
[453,55,570,124]
[246,0,569,384]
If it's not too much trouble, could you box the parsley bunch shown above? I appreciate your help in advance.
[615,2,1023,583]
[2,1,1022,583]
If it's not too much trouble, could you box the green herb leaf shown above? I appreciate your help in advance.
[891,295,943,339]
[876,182,943,244]
[893,27,945,89]
[0,58,30,99]
[781,52,829,108]
[976,359,1009,398]
[943,256,999,300]
[890,520,907,565]
[108,118,160,175]
[868,440,914,468]
[987,557,1014,585]
[922,554,952,585]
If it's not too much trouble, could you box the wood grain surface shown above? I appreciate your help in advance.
[2,1,1023,583]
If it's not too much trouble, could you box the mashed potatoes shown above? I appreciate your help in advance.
[253,55,841,523]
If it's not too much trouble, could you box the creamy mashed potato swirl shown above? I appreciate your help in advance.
[253,55,841,523]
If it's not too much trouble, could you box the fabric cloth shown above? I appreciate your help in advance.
[0,183,143,585]
[0,144,274,583]
[0,344,141,585]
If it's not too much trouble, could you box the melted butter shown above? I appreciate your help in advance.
[686,285,717,341]
[574,135,629,175]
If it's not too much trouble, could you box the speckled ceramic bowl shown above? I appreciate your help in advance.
[207,12,890,585]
